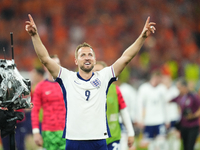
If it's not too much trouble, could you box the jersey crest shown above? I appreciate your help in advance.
[90,78,101,88]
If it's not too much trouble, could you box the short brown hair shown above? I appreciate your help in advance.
[75,42,95,58]
[176,77,188,87]
[149,69,162,79]
[95,61,107,68]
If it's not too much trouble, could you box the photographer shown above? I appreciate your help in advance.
[170,78,200,150]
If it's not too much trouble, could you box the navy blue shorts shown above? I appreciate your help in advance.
[65,139,108,150]
[143,124,166,139]
[170,121,177,128]
[107,140,120,150]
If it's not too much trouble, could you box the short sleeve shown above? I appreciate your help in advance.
[57,67,71,79]
[98,66,116,79]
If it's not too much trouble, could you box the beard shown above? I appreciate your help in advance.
[80,65,94,73]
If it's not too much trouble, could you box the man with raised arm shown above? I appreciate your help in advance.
[25,14,156,150]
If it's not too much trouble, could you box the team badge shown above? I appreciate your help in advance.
[90,78,101,88]
[185,99,190,106]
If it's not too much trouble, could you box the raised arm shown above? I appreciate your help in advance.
[113,17,156,77]
[25,14,60,79]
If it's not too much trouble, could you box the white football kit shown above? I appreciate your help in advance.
[137,83,168,126]
[119,83,137,123]
[56,66,116,140]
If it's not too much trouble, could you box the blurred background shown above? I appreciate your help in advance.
[0,0,200,150]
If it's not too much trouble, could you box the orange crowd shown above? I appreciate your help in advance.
[0,0,200,82]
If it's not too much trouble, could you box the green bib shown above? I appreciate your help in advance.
[106,84,121,145]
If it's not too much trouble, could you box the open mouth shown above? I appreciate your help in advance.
[84,62,90,66]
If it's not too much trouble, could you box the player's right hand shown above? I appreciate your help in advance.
[33,132,43,147]
[25,14,37,36]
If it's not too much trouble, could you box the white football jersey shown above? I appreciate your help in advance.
[137,83,168,125]
[56,66,116,140]
[119,83,137,123]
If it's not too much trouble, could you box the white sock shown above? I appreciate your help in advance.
[148,140,155,150]
[154,136,168,150]
[167,131,180,150]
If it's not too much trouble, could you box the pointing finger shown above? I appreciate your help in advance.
[28,14,35,25]
[145,16,150,27]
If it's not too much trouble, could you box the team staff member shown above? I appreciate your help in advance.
[171,78,200,150]
[93,61,134,150]
[25,14,156,150]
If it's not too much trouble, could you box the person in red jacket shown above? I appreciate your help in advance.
[31,55,66,150]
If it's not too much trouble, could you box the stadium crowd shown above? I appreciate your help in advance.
[0,0,199,84]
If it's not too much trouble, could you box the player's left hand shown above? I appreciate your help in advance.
[141,16,156,38]
[128,136,134,148]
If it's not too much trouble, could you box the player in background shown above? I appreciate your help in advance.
[24,67,45,148]
[30,67,46,93]
[31,55,66,150]
[137,70,169,150]
[115,67,138,150]
[161,72,181,150]
[25,14,156,150]
[93,61,135,150]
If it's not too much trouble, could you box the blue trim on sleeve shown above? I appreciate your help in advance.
[111,65,115,77]
[58,67,62,78]
[55,77,67,138]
